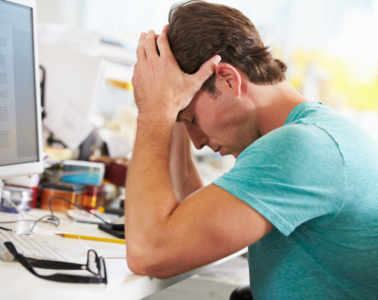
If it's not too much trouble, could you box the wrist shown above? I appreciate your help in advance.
[137,111,177,127]
[136,114,176,145]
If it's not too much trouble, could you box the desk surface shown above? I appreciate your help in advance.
[0,210,246,300]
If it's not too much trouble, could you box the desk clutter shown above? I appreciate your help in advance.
[0,220,126,284]
[0,207,126,285]
[0,157,128,215]
[0,157,128,284]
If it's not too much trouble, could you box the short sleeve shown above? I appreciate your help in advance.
[214,124,345,236]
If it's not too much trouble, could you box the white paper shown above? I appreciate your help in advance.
[39,45,102,149]
[99,128,134,158]
[44,95,94,149]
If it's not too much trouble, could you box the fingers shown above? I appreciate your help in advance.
[136,30,160,62]
[137,25,174,62]
[154,33,160,56]
[156,24,174,60]
[144,30,159,60]
[192,55,222,86]
[136,32,147,61]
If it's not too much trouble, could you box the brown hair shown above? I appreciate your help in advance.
[168,0,287,93]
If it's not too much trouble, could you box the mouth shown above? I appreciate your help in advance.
[216,146,226,156]
[210,145,225,155]
[219,147,226,156]
[213,146,221,153]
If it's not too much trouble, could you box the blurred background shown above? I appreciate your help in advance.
[35,0,378,183]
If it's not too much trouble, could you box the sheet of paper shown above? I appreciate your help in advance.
[44,96,94,149]
[39,45,102,149]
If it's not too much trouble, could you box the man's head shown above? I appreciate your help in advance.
[167,0,287,95]
[168,1,289,157]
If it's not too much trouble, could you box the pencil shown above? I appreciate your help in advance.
[107,79,133,91]
[56,233,126,244]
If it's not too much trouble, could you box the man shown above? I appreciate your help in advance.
[126,1,378,299]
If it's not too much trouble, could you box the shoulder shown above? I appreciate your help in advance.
[239,123,340,163]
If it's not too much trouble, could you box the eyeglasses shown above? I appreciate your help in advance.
[4,242,107,284]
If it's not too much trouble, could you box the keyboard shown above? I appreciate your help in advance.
[0,230,82,262]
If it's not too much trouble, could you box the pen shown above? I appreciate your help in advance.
[56,233,126,244]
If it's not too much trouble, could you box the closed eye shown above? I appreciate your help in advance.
[177,110,197,126]
[176,111,183,122]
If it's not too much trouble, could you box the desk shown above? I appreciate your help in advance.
[0,210,246,300]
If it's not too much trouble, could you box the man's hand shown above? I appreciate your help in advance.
[132,25,221,123]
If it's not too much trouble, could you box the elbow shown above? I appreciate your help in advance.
[126,240,173,278]
[126,245,146,275]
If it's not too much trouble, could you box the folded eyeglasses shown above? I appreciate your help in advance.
[4,242,107,284]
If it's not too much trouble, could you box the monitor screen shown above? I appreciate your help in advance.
[0,0,40,168]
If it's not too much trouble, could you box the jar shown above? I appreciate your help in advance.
[82,185,98,210]
[40,183,83,212]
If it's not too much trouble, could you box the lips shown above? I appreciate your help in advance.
[216,146,225,155]
[209,145,224,155]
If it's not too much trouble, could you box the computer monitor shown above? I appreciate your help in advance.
[0,0,43,179]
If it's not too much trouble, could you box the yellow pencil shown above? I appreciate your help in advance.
[56,233,125,244]
[107,79,133,91]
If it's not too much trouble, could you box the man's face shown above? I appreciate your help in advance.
[178,88,260,158]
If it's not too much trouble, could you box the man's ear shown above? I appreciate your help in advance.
[215,63,242,96]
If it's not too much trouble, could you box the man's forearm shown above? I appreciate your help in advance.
[126,117,178,215]
[125,117,178,257]
[170,123,203,201]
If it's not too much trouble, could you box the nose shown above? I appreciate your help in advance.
[185,124,208,150]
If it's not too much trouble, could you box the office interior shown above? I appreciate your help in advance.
[0,0,377,299]
[35,0,378,156]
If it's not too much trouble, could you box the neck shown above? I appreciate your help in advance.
[247,81,309,136]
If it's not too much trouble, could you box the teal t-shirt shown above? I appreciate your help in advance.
[214,102,378,299]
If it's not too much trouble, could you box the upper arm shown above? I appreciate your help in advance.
[142,183,273,277]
